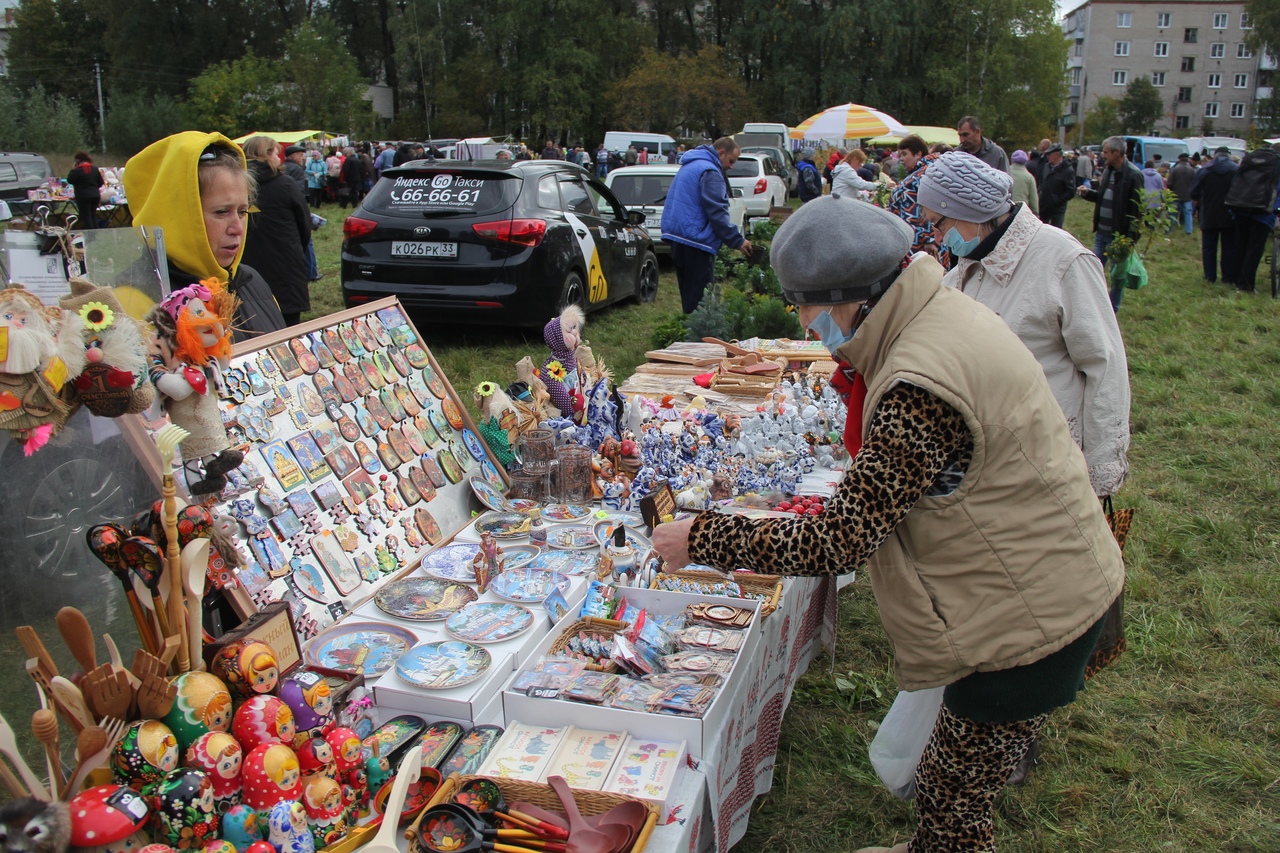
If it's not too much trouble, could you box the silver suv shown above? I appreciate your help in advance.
[0,152,52,201]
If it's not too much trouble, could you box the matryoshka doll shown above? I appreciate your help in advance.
[241,744,302,815]
[185,731,243,811]
[266,801,314,853]
[293,733,334,780]
[146,769,218,850]
[163,672,233,754]
[277,672,333,745]
[233,696,296,753]
[113,720,181,791]
[299,774,347,849]
[219,803,263,853]
[212,639,279,700]
[323,728,366,818]
[68,784,150,853]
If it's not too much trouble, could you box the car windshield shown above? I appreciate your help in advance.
[726,158,762,178]
[609,174,674,206]
[365,169,522,216]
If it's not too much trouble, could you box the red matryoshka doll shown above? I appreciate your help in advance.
[300,774,347,849]
[233,696,296,753]
[277,672,333,743]
[112,720,180,791]
[323,727,365,817]
[146,768,218,850]
[241,743,302,815]
[294,732,334,780]
[185,731,243,810]
[212,639,279,700]
[163,672,233,755]
[68,784,150,853]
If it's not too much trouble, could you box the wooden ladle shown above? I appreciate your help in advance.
[545,776,620,853]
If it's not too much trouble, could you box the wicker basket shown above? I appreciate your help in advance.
[650,570,783,618]
[408,773,659,853]
[546,616,630,672]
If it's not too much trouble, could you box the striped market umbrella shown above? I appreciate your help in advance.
[790,103,909,142]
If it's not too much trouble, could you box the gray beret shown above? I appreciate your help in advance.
[771,194,914,305]
[916,150,1013,223]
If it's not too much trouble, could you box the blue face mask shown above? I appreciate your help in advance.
[943,226,982,258]
[806,309,854,356]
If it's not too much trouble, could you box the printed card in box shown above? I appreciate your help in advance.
[603,734,687,818]
[539,728,626,790]
[475,721,570,782]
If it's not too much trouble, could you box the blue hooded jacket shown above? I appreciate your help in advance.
[660,145,746,254]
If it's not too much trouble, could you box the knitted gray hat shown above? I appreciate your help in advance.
[916,150,1013,223]
[771,194,913,305]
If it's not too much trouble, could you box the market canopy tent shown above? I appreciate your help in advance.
[790,103,908,142]
[232,130,344,145]
[866,125,960,147]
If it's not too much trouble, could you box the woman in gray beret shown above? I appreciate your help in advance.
[652,195,1123,852]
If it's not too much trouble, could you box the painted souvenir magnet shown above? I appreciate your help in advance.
[311,531,362,596]
[260,439,307,491]
[288,433,334,483]
[269,343,304,379]
[342,469,378,504]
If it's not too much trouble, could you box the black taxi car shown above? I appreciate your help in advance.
[341,159,659,327]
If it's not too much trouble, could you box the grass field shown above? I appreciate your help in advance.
[307,199,1280,851]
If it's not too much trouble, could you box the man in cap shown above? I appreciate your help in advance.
[1165,152,1197,235]
[1038,144,1076,228]
[956,115,1010,173]
[652,195,1122,853]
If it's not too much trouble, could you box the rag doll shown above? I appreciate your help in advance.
[146,279,243,495]
[59,277,154,418]
[538,305,585,424]
[0,285,86,454]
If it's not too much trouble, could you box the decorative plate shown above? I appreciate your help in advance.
[305,621,418,677]
[592,520,653,554]
[593,509,645,528]
[474,512,530,539]
[523,549,600,576]
[437,447,464,484]
[395,641,491,690]
[547,525,598,550]
[489,569,571,603]
[542,504,593,523]
[374,577,478,621]
[441,397,465,430]
[445,602,535,644]
[468,475,511,513]
[461,429,487,462]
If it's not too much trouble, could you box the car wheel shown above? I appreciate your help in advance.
[634,252,659,304]
[558,270,587,313]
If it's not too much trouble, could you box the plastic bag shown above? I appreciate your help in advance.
[1111,251,1148,290]
[868,687,944,800]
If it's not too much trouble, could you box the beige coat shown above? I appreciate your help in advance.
[838,257,1124,690]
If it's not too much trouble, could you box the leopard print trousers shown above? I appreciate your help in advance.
[908,706,1048,852]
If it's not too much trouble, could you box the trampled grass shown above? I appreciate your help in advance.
[310,199,1280,851]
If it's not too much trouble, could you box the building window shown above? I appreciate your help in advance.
[1175,115,1190,129]
[1208,73,1221,88]
[1181,56,1196,72]
[1210,42,1225,58]
[1071,67,1082,85]
[1117,11,1132,27]
[1230,102,1246,118]
[1185,27,1198,43]
[1115,41,1130,56]
[1177,86,1193,102]
[1234,73,1248,88]
[1238,43,1254,59]
[1213,12,1228,29]
[1157,11,1170,27]
[1241,13,1251,29]
[1152,71,1167,86]
[1113,70,1129,86]
[1155,41,1170,56]
[1205,102,1219,118]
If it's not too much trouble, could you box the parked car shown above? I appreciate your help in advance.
[341,160,659,327]
[725,153,788,216]
[0,152,52,202]
[739,145,796,193]
[604,164,746,254]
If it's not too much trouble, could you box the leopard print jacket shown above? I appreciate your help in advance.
[688,383,974,575]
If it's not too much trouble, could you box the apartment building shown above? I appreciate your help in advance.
[1062,0,1275,140]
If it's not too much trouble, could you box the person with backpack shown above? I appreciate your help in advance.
[796,148,823,203]
[1227,144,1280,293]
[1190,146,1241,285]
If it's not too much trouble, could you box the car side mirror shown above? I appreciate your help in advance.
[627,209,646,226]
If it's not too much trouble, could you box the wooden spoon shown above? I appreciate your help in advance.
[31,709,64,799]
[545,776,615,853]
[55,608,97,675]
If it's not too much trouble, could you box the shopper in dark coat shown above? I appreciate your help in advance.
[1189,147,1240,284]
[241,136,311,326]
[66,151,105,229]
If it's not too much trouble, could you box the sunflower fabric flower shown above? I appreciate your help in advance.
[79,300,115,330]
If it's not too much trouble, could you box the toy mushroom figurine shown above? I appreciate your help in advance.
[219,803,263,853]
[233,696,296,754]
[241,744,302,816]
[211,639,279,700]
[146,768,218,850]
[163,672,234,754]
[265,801,314,853]
[112,720,181,791]
[68,784,151,853]
[299,774,347,849]
[185,731,243,812]
[277,673,333,745]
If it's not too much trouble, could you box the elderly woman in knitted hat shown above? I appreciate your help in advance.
[916,150,1130,499]
[653,195,1123,852]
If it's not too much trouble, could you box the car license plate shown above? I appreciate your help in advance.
[391,241,457,258]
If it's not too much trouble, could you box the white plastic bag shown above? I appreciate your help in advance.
[869,687,944,799]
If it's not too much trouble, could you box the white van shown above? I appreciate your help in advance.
[602,132,677,159]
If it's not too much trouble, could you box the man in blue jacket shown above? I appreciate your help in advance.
[661,137,754,313]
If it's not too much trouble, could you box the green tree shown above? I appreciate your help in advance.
[1118,76,1164,134]
[184,52,284,137]
[1082,95,1122,141]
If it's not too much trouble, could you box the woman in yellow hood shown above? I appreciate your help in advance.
[125,131,286,341]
